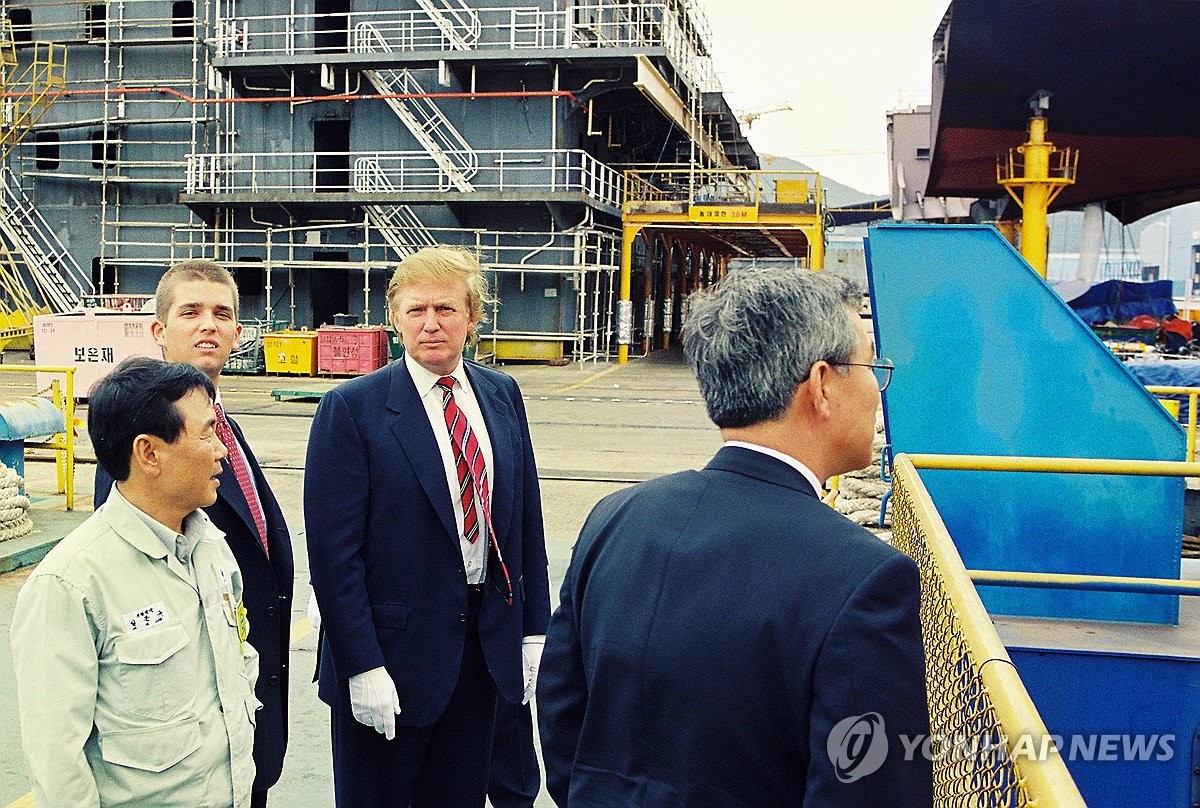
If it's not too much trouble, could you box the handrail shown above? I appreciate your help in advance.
[1145,384,1199,461]
[187,148,624,209]
[906,453,1200,476]
[891,454,1087,806]
[968,569,1200,595]
[907,450,1200,598]
[0,365,76,510]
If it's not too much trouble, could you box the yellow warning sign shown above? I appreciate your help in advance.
[688,205,759,223]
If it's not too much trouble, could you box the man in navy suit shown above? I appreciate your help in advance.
[305,247,551,807]
[95,260,294,807]
[538,268,932,807]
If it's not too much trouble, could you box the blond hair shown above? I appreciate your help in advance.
[386,247,493,336]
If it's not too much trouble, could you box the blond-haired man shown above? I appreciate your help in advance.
[305,247,550,807]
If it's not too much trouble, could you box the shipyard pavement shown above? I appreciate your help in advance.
[0,348,720,808]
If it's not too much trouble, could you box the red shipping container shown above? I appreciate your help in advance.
[317,326,389,376]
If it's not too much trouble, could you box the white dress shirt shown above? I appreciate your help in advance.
[405,353,495,585]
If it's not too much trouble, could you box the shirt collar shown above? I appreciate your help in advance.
[721,440,825,497]
[405,352,466,398]
[109,483,215,564]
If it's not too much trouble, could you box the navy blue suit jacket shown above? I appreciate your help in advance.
[95,414,294,791]
[304,359,550,724]
[537,445,932,807]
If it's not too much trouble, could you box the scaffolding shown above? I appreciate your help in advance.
[6,0,742,361]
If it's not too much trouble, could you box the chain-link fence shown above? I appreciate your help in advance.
[891,455,1087,807]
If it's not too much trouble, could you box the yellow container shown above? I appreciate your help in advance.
[776,179,810,203]
[263,330,318,376]
[1160,398,1182,419]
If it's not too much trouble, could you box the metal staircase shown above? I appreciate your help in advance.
[0,22,66,164]
[355,22,477,192]
[357,160,438,258]
[413,0,481,51]
[0,166,90,312]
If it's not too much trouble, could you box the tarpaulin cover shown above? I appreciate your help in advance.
[1065,279,1177,324]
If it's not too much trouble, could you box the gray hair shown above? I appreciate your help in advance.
[683,268,863,428]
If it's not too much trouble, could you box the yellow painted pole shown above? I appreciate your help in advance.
[617,224,637,365]
[1018,116,1052,277]
[65,368,75,510]
[1189,393,1197,462]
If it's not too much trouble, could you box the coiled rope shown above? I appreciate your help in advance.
[0,463,33,542]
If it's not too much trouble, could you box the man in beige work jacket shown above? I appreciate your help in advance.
[11,357,259,807]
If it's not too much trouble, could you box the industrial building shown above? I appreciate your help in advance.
[1,0,792,362]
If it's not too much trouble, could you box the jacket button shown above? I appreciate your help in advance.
[268,675,279,686]
[266,606,276,617]
[458,612,467,623]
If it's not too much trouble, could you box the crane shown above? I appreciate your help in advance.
[736,102,792,129]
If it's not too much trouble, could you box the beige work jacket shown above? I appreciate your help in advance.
[11,491,259,807]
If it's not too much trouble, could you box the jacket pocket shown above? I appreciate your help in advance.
[98,715,202,772]
[112,621,192,719]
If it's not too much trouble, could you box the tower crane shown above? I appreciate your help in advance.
[736,102,792,129]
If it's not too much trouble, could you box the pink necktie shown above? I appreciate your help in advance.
[213,403,269,557]
[436,376,512,605]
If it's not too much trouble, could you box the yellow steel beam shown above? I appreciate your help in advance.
[632,55,727,169]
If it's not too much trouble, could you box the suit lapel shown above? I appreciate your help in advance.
[386,362,459,543]
[466,363,516,547]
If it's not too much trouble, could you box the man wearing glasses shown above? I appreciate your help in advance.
[537,268,931,807]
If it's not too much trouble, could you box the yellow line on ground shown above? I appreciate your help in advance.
[4,792,33,807]
[291,616,314,646]
[552,364,622,395]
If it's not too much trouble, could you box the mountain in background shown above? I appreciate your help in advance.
[760,155,880,208]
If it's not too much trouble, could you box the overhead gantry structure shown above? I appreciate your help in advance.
[617,168,826,363]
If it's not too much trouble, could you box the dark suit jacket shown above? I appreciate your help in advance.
[304,358,550,725]
[95,414,294,791]
[537,445,932,808]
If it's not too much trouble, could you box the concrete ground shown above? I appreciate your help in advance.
[0,348,721,807]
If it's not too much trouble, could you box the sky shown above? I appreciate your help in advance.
[693,0,951,195]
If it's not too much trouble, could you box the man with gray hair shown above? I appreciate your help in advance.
[537,267,932,806]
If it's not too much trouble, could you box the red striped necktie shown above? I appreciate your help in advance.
[213,403,270,557]
[436,376,512,605]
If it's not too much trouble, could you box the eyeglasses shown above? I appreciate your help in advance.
[833,358,894,392]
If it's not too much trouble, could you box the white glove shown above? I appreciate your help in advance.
[307,585,321,631]
[348,666,401,740]
[521,636,544,705]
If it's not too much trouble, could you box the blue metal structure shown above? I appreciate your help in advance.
[867,223,1185,624]
[0,396,63,483]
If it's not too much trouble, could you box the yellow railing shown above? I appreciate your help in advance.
[1145,385,1199,462]
[0,366,77,510]
[891,454,1087,807]
[622,167,823,208]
